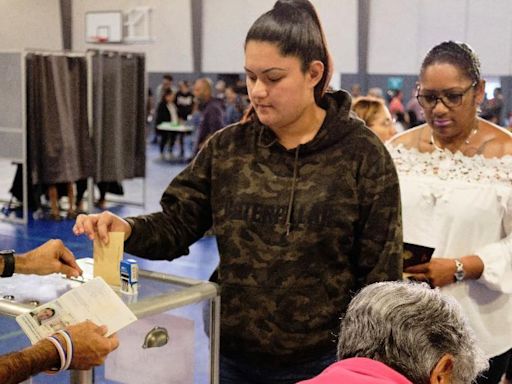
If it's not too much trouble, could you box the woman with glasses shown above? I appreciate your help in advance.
[387,41,512,384]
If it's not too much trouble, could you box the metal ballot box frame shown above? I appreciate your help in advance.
[0,267,220,384]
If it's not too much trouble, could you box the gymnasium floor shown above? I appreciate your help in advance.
[0,140,220,383]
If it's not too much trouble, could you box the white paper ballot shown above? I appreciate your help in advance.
[16,276,137,344]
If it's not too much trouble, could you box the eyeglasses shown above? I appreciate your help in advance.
[416,82,477,109]
[370,117,396,128]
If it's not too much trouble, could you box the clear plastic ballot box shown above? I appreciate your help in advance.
[0,259,220,384]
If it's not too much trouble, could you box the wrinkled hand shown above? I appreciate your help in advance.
[16,239,82,278]
[64,320,119,370]
[405,258,457,288]
[73,211,131,245]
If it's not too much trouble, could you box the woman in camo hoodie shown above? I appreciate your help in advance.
[74,1,403,382]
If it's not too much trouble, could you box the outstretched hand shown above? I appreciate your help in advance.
[73,211,132,245]
[16,239,82,278]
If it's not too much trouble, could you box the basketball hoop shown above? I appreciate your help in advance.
[92,36,109,43]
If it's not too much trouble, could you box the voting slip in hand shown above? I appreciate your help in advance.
[94,232,124,287]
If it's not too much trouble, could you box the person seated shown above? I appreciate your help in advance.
[298,281,488,384]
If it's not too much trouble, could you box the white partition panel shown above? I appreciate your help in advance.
[202,0,358,74]
[0,53,23,133]
[0,52,26,223]
[0,52,24,162]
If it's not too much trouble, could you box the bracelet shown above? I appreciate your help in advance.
[0,250,15,278]
[45,336,66,373]
[57,330,74,370]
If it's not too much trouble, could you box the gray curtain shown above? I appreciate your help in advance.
[91,50,146,182]
[26,53,94,185]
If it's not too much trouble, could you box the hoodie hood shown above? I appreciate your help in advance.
[297,358,413,384]
[257,90,370,154]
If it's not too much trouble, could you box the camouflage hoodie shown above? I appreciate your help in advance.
[125,90,403,366]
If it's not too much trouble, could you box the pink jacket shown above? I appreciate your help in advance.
[297,358,413,384]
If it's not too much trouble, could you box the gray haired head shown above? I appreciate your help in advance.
[337,281,488,384]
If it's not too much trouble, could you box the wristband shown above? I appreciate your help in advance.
[0,250,15,278]
[45,336,66,373]
[57,330,74,370]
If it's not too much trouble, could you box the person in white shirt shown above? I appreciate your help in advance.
[388,40,512,384]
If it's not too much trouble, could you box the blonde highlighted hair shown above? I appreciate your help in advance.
[351,96,387,127]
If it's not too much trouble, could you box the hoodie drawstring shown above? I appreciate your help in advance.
[285,147,300,236]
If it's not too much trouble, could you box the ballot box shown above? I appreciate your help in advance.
[0,260,220,384]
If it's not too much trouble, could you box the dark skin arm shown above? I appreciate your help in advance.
[405,255,484,287]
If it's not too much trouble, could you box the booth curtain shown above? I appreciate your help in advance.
[26,54,94,185]
[91,50,146,182]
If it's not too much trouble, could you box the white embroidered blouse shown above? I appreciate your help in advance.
[387,143,512,357]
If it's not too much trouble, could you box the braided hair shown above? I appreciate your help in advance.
[420,41,481,83]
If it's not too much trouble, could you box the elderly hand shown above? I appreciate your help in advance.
[73,211,132,245]
[15,240,82,278]
[61,320,119,370]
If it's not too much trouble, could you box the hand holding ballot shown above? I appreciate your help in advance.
[73,211,132,245]
[57,320,120,370]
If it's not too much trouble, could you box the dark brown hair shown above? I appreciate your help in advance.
[245,0,332,105]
